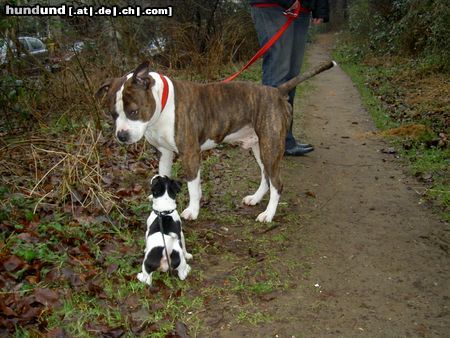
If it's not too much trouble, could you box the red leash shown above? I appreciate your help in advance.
[222,0,301,83]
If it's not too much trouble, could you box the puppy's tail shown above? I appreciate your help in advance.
[277,60,336,96]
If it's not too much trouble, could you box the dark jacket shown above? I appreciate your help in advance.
[250,0,329,22]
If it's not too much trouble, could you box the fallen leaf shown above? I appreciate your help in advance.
[123,294,140,310]
[175,321,190,338]
[33,288,60,307]
[116,188,133,197]
[46,327,69,338]
[61,268,82,287]
[20,304,43,321]
[107,328,125,338]
[2,255,26,272]
[107,263,118,276]
[87,279,108,299]
[305,191,316,198]
[25,275,39,285]
[0,297,18,317]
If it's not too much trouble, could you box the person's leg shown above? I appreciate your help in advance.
[251,8,313,155]
[287,13,311,104]
[285,13,313,151]
[251,6,293,88]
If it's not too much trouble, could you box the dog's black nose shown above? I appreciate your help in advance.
[117,130,129,143]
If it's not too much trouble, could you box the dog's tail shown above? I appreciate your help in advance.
[277,60,336,96]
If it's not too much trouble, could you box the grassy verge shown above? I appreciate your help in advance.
[333,37,449,222]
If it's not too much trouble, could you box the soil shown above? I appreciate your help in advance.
[193,33,450,337]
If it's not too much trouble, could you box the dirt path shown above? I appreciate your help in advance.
[203,33,450,337]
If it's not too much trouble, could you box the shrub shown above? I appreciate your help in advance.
[345,0,449,71]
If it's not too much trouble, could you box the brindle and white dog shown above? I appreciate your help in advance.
[97,61,334,222]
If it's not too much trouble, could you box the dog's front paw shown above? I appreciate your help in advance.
[256,211,274,223]
[242,194,261,206]
[184,252,193,260]
[178,264,191,280]
[181,207,199,220]
[137,272,152,285]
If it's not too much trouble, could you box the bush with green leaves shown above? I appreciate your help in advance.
[346,0,450,71]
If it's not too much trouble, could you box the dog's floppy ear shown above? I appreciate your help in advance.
[150,175,165,197]
[169,179,182,195]
[133,61,154,89]
[95,79,113,99]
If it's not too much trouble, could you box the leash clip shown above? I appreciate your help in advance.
[283,0,301,18]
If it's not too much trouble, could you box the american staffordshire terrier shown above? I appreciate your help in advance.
[97,60,334,222]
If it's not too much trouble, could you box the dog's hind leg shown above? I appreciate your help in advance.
[137,247,162,285]
[243,143,269,206]
[256,180,281,222]
[172,243,191,280]
[256,131,284,223]
[181,232,193,260]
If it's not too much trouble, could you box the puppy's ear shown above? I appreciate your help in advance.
[169,179,182,195]
[95,79,113,99]
[150,175,165,197]
[133,61,154,89]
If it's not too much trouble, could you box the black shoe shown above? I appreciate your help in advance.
[297,143,313,148]
[284,143,314,156]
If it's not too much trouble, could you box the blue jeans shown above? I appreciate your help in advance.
[251,7,311,149]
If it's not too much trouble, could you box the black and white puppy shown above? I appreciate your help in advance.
[137,175,192,285]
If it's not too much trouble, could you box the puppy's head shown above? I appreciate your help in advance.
[150,175,182,211]
[96,61,158,144]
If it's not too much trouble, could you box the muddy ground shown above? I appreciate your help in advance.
[188,34,450,337]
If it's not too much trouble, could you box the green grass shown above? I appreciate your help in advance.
[236,308,272,325]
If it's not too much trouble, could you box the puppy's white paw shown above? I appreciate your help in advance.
[242,194,261,206]
[137,272,152,285]
[178,264,191,280]
[181,207,198,220]
[256,211,274,223]
[147,194,153,201]
[184,252,193,260]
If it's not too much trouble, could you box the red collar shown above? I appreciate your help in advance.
[158,73,169,111]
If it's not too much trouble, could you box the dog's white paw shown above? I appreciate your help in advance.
[184,252,193,260]
[256,211,274,223]
[181,207,199,220]
[137,272,152,285]
[147,194,153,202]
[178,264,191,280]
[242,194,261,206]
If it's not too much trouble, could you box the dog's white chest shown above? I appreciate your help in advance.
[145,122,177,152]
[144,76,178,152]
